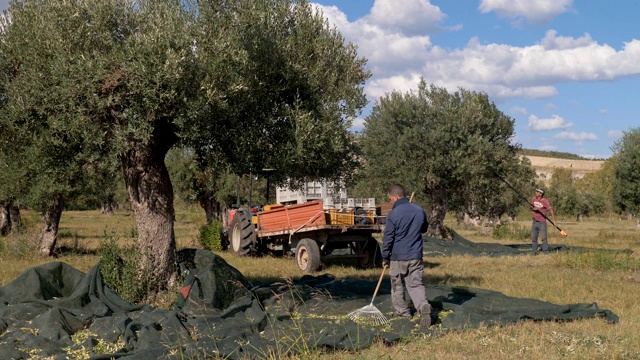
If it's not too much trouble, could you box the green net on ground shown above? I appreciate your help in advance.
[0,248,618,359]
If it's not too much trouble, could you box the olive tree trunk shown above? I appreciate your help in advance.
[198,195,222,225]
[425,191,451,240]
[122,142,177,289]
[8,203,23,232]
[38,195,64,256]
[0,203,8,235]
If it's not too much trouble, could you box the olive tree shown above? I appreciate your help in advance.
[360,80,523,238]
[1,0,368,290]
[611,127,640,222]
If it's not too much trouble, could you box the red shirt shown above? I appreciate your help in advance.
[531,197,552,222]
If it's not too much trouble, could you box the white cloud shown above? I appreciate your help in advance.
[553,132,598,141]
[368,0,445,35]
[479,0,573,25]
[541,30,592,50]
[538,144,557,151]
[528,114,573,131]
[608,130,623,139]
[314,3,640,107]
[349,117,366,131]
[510,106,527,115]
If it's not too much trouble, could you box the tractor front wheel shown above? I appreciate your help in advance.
[296,238,321,273]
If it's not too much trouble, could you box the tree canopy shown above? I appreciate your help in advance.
[359,80,528,237]
[0,0,369,289]
[612,127,640,215]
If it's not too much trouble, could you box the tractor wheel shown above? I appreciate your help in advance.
[357,237,382,269]
[296,238,321,273]
[229,209,257,256]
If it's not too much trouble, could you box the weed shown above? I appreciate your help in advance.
[98,231,153,303]
[199,219,225,252]
[492,223,530,241]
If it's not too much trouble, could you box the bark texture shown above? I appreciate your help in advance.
[0,203,8,235]
[38,195,64,256]
[121,137,177,290]
[198,195,222,225]
[425,191,452,240]
[8,203,22,232]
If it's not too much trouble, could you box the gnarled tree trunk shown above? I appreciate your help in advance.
[8,203,23,232]
[38,195,64,256]
[122,139,177,291]
[425,191,451,240]
[0,202,9,235]
[198,194,222,225]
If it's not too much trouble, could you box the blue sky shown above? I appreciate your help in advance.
[311,0,640,159]
[2,0,638,159]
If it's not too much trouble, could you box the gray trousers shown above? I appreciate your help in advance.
[390,259,430,316]
[531,220,548,252]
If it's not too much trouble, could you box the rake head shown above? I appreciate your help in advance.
[348,304,388,326]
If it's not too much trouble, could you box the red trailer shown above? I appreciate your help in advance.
[229,200,383,273]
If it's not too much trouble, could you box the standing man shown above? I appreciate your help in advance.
[381,184,431,329]
[531,188,556,255]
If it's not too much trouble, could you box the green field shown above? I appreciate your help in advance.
[1,207,639,359]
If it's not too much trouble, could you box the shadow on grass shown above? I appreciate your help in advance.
[53,246,99,257]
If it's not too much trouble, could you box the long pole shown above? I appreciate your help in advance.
[494,172,568,237]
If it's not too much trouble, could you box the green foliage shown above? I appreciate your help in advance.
[98,233,152,303]
[492,223,530,241]
[199,220,224,252]
[612,127,640,214]
[548,168,611,217]
[359,79,526,237]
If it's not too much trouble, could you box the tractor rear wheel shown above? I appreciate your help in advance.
[229,209,257,256]
[357,237,382,269]
[296,238,321,273]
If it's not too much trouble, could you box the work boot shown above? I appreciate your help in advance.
[419,303,432,330]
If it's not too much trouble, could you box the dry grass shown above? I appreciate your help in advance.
[1,207,639,359]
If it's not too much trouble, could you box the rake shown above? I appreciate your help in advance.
[348,265,388,325]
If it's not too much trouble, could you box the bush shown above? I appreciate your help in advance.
[98,233,152,303]
[199,219,226,252]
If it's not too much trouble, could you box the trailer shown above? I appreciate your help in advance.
[228,199,384,273]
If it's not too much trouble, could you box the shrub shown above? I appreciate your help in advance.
[199,219,225,252]
[98,233,152,303]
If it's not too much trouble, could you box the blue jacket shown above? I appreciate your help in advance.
[381,197,428,261]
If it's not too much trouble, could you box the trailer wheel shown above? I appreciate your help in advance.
[296,238,321,273]
[357,238,382,269]
[229,209,257,256]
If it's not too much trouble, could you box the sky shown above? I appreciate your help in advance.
[309,0,640,159]
[1,0,638,159]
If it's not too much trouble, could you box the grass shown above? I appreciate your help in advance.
[1,207,639,359]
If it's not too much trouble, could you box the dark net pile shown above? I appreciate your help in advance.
[0,248,618,359]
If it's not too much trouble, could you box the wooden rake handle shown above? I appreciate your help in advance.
[371,265,388,304]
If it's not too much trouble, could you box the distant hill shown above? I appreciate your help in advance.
[518,148,597,160]
[523,155,605,185]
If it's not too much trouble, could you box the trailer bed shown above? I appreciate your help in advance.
[256,200,382,238]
